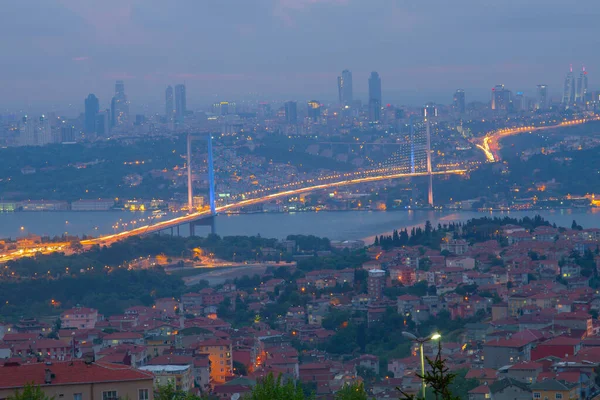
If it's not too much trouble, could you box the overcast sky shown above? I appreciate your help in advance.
[2,0,599,113]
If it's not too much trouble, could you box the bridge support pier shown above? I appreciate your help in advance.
[189,216,216,237]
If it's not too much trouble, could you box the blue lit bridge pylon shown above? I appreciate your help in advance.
[187,133,216,236]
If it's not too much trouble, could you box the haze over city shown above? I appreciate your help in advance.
[2,0,600,113]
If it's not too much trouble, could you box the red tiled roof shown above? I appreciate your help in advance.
[0,361,153,389]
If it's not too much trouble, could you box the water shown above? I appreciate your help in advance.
[1,208,600,242]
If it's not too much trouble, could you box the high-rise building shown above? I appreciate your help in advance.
[337,69,353,105]
[453,89,466,114]
[84,94,99,134]
[562,66,576,107]
[174,84,186,122]
[96,110,110,136]
[491,85,511,111]
[110,80,129,127]
[368,71,382,122]
[514,92,526,112]
[367,269,386,300]
[19,115,52,146]
[213,101,236,116]
[284,101,297,124]
[60,122,76,143]
[576,66,588,104]
[536,85,548,110]
[165,86,174,119]
[307,100,321,121]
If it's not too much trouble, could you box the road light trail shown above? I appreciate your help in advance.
[473,117,596,163]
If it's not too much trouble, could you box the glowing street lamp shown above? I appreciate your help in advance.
[402,332,442,399]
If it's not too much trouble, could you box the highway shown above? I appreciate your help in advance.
[473,117,596,162]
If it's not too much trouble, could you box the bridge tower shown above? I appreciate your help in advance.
[426,118,434,207]
[187,133,216,235]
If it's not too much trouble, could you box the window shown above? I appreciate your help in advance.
[138,389,149,400]
[102,391,118,400]
[534,393,541,399]
[74,394,82,400]
[555,394,562,400]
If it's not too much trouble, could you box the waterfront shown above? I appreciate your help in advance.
[2,208,600,242]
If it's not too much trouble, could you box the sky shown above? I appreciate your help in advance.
[1,0,599,113]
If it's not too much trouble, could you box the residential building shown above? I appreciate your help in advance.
[60,307,98,329]
[196,338,232,384]
[139,364,193,393]
[0,361,154,400]
[367,269,386,300]
[530,378,578,400]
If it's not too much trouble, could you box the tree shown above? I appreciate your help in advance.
[155,383,200,400]
[246,373,308,400]
[334,382,369,400]
[8,384,55,400]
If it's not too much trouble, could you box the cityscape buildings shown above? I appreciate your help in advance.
[284,101,298,124]
[111,80,130,127]
[368,71,382,122]
[536,84,548,110]
[165,85,174,120]
[452,89,466,114]
[84,94,99,134]
[337,69,353,106]
[213,101,236,116]
[491,84,511,111]
[307,100,321,121]
[562,66,576,107]
[576,66,588,104]
[175,84,186,122]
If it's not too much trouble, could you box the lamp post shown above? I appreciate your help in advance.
[402,331,442,399]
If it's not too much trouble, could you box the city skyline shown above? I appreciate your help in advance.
[0,0,599,112]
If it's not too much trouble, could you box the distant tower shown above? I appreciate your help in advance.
[110,80,129,127]
[536,85,548,110]
[165,86,174,119]
[368,71,382,122]
[562,66,576,107]
[175,84,186,122]
[453,89,466,114]
[284,101,297,124]
[307,100,321,121]
[576,66,588,104]
[84,94,99,134]
[337,69,353,105]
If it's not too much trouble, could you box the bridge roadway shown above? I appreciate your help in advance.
[80,169,466,247]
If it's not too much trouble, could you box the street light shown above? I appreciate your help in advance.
[402,331,442,399]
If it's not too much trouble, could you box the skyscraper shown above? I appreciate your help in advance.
[536,85,548,110]
[165,86,174,119]
[453,89,466,114]
[96,110,110,136]
[175,84,186,122]
[562,66,576,107]
[111,80,129,127]
[491,85,511,111]
[576,66,588,104]
[84,94,99,134]
[368,71,382,122]
[284,101,297,124]
[307,100,321,121]
[19,115,52,146]
[213,101,236,116]
[514,92,526,112]
[337,69,353,105]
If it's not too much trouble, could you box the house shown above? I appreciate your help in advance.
[441,239,469,255]
[102,332,144,347]
[0,360,154,400]
[482,337,533,369]
[530,336,581,360]
[468,385,490,400]
[299,362,333,395]
[139,364,194,392]
[488,377,531,400]
[530,379,579,400]
[504,362,543,384]
[60,307,98,329]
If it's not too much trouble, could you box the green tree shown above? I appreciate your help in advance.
[334,382,369,400]
[8,384,55,400]
[155,383,200,400]
[245,373,308,400]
